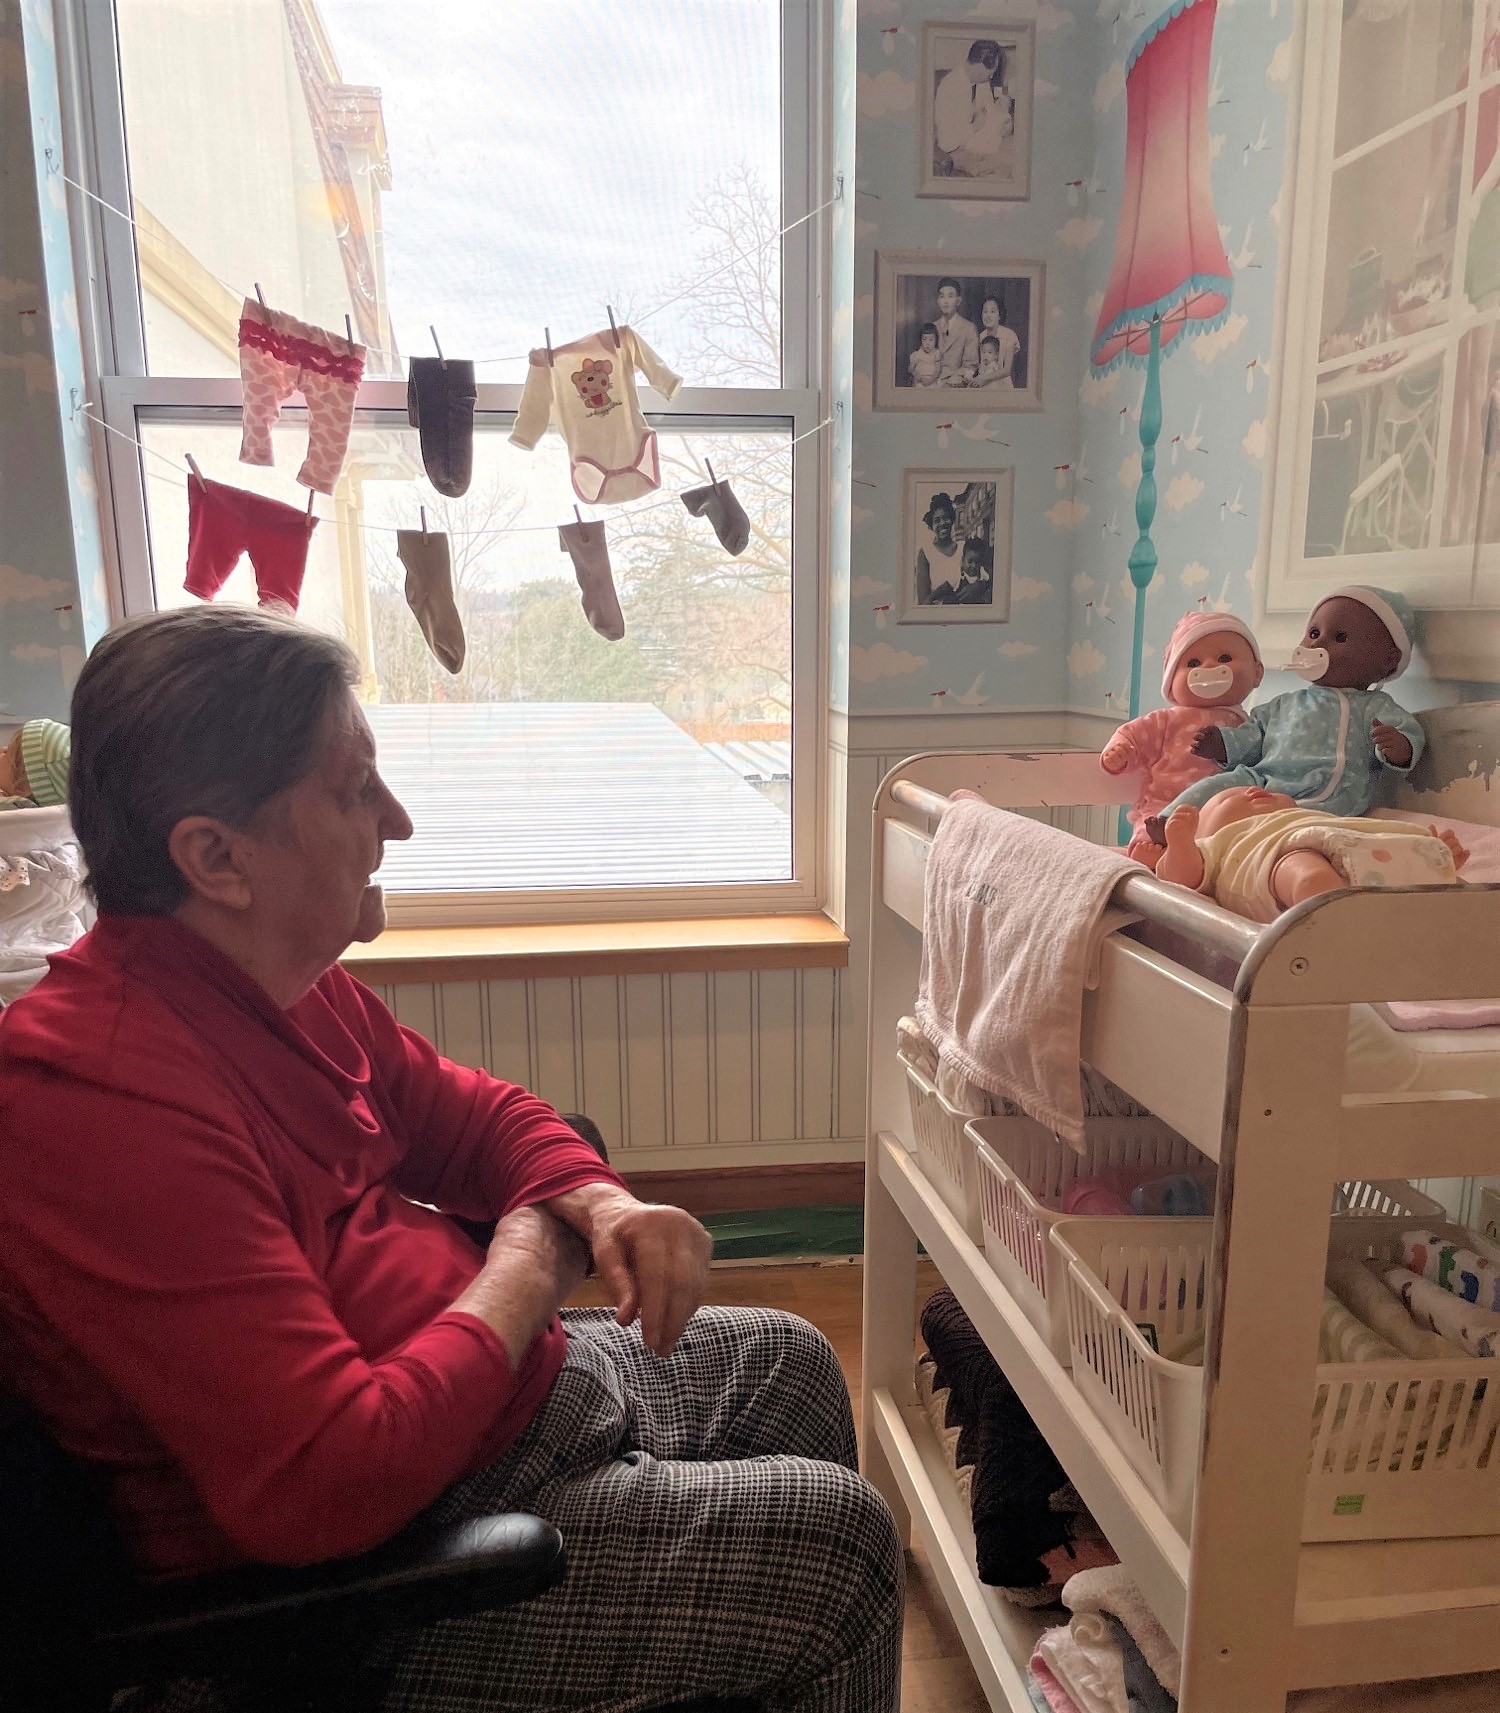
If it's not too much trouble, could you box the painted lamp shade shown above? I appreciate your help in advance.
[1090,0,1233,372]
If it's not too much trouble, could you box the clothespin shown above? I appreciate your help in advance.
[306,488,315,518]
[706,459,721,495]
[254,282,266,309]
[345,314,355,353]
[574,502,588,542]
[544,327,554,367]
[185,454,204,487]
[430,325,445,367]
[607,305,621,350]
[421,506,428,539]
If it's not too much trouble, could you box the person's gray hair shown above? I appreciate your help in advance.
[70,605,360,917]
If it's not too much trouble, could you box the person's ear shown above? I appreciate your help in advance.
[1251,659,1265,688]
[167,816,256,912]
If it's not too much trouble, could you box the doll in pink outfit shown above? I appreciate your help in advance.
[1100,610,1264,867]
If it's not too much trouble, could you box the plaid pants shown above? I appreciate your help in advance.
[134,1307,903,1713]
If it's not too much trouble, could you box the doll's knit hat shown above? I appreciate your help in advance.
[1324,585,1415,677]
[1160,610,1261,699]
[18,719,70,808]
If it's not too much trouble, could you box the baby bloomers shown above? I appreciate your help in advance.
[238,298,365,495]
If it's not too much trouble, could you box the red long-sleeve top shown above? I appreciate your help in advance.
[0,915,623,1576]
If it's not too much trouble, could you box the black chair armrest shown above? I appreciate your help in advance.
[98,1512,564,1682]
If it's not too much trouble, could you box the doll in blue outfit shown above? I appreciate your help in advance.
[1148,585,1424,839]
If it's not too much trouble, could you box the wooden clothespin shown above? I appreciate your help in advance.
[544,327,554,367]
[430,325,445,367]
[607,305,621,350]
[706,458,721,495]
[254,282,266,309]
[574,502,588,542]
[345,314,355,353]
[421,506,428,539]
[185,454,204,487]
[306,488,315,518]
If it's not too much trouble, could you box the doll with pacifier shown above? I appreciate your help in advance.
[1154,783,1467,924]
[1100,610,1263,866]
[1149,586,1425,840]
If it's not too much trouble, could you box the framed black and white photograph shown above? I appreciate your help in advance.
[919,20,1034,201]
[874,253,1043,411]
[901,467,1014,625]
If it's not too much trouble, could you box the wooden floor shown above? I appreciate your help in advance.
[572,1260,990,1713]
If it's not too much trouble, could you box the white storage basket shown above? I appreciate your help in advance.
[967,1114,1202,1366]
[902,1059,983,1240]
[1051,1215,1500,1542]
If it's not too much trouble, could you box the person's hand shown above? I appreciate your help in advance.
[1191,726,1228,764]
[1431,824,1471,872]
[1373,721,1413,768]
[1099,741,1131,776]
[549,1184,713,1358]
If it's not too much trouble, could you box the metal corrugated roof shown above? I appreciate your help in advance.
[367,704,792,893]
[704,740,792,782]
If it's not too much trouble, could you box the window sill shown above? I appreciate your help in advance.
[340,913,850,986]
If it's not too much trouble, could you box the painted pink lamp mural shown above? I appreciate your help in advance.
[1092,0,1233,755]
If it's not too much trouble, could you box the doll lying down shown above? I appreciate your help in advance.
[1152,784,1468,923]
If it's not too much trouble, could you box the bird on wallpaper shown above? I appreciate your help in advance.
[934,416,1007,450]
[880,26,900,56]
[1208,58,1228,109]
[1230,223,1257,271]
[1245,355,1265,394]
[953,673,990,709]
[1211,572,1234,613]
[1170,405,1206,465]
[1243,119,1270,165]
[1219,486,1247,522]
[1102,510,1122,538]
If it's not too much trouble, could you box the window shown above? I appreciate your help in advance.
[73,0,823,921]
[1266,0,1500,650]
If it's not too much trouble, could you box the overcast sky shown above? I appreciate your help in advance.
[319,0,782,385]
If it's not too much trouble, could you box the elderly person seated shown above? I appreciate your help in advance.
[0,607,902,1713]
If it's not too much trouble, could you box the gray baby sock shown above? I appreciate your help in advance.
[395,529,466,674]
[681,478,750,556]
[558,520,624,641]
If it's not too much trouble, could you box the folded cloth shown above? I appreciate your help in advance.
[921,1288,1076,1591]
[1384,1267,1500,1357]
[937,1053,996,1116]
[1319,1290,1405,1364]
[1325,1259,1468,1360]
[1033,1613,1130,1713]
[915,800,1137,1148]
[1063,1565,1181,1700]
[1108,1617,1177,1712]
[1031,1657,1087,1713]
[896,1015,939,1078]
[1378,999,1500,1032]
[1400,1229,1500,1313]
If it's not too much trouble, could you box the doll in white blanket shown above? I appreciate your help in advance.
[1155,784,1468,923]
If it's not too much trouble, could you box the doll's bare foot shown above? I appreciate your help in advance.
[1155,807,1206,889]
[1269,850,1346,909]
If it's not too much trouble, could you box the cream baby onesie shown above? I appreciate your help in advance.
[1195,807,1457,923]
[509,325,682,505]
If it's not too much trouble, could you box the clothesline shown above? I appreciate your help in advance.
[57,166,838,370]
[82,406,832,544]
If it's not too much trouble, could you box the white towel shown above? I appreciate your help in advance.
[1032,1613,1129,1713]
[915,801,1137,1149]
[1062,1564,1181,1699]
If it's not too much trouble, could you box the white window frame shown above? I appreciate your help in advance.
[60,0,829,927]
[1261,0,1500,679]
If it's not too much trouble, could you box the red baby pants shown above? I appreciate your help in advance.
[185,478,318,613]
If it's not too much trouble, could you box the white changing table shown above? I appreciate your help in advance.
[861,746,1500,1713]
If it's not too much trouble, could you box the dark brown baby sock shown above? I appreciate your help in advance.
[407,358,476,498]
[557,520,624,641]
[681,478,750,556]
[396,529,466,674]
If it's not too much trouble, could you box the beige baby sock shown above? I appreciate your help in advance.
[395,529,466,674]
[557,520,624,641]
[681,477,750,556]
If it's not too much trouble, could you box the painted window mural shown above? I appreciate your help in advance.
[1273,0,1500,614]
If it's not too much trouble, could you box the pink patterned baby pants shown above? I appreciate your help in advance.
[238,298,365,495]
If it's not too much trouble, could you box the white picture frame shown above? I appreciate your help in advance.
[918,20,1035,202]
[874,252,1044,412]
[900,466,1015,625]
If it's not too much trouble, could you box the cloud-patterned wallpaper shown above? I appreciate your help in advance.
[0,0,108,726]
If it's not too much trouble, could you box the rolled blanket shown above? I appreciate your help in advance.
[1400,1230,1500,1313]
[1062,1565,1181,1700]
[1384,1267,1500,1358]
[1033,1613,1130,1713]
[1326,1258,1469,1360]
[1318,1290,1404,1364]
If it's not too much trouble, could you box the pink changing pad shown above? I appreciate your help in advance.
[1370,810,1500,1030]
